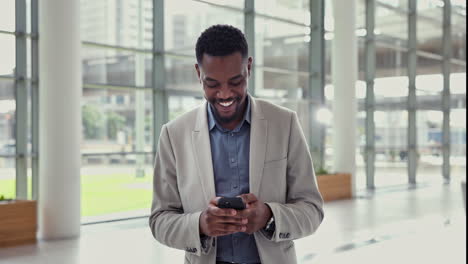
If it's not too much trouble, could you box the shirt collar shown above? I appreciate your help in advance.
[207,95,251,132]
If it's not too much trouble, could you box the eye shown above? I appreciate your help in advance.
[230,82,242,87]
[206,83,219,88]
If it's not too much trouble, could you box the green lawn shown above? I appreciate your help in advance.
[0,173,153,217]
[0,179,14,198]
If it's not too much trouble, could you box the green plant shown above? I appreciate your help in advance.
[82,104,104,139]
[316,167,330,175]
[0,194,4,201]
[106,111,125,140]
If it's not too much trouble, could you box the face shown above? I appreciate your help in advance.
[195,52,252,129]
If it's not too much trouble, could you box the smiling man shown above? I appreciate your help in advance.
[149,25,324,264]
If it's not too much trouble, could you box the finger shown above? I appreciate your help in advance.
[216,223,247,233]
[238,193,258,204]
[209,206,237,217]
[235,208,253,218]
[209,197,222,206]
[216,216,249,225]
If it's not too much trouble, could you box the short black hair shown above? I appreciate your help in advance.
[195,24,248,64]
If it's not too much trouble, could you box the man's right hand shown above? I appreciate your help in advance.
[199,197,249,237]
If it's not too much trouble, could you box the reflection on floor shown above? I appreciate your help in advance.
[0,182,465,264]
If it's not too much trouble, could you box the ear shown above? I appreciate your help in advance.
[247,57,253,77]
[195,63,201,83]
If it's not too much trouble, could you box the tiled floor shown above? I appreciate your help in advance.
[0,182,465,264]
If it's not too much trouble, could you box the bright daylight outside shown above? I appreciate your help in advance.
[0,1,466,259]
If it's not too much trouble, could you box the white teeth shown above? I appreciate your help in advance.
[219,101,234,107]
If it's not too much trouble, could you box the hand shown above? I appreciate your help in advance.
[199,197,249,237]
[237,193,272,234]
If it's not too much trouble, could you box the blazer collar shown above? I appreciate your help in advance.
[192,94,268,202]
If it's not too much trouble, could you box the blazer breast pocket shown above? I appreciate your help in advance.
[262,157,287,202]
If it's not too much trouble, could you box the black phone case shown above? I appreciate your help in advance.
[218,197,246,210]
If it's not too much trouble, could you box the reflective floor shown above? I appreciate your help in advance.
[0,182,465,264]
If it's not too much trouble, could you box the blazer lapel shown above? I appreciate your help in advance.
[249,96,268,196]
[192,102,216,203]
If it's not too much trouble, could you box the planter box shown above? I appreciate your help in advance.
[317,173,352,202]
[0,200,37,247]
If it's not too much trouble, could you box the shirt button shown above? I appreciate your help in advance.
[230,133,234,137]
[231,158,235,163]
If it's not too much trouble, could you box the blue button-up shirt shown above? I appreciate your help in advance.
[207,97,261,263]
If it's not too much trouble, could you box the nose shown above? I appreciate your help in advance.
[216,84,233,100]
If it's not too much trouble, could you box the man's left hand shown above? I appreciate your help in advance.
[237,193,272,234]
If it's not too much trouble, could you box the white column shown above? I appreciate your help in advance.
[38,0,82,240]
[331,0,357,195]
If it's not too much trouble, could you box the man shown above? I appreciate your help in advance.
[149,24,324,264]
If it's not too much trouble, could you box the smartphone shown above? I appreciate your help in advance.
[217,197,246,210]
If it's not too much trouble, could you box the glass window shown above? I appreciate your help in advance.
[168,95,204,121]
[82,47,152,87]
[81,88,153,155]
[81,154,154,223]
[375,1,408,44]
[255,0,310,25]
[418,0,443,55]
[256,18,309,72]
[450,64,466,95]
[416,110,443,184]
[374,110,408,187]
[0,82,15,199]
[375,45,408,78]
[0,82,15,151]
[80,0,153,49]
[452,12,466,61]
[202,0,244,9]
[166,55,200,92]
[255,68,308,99]
[165,0,244,56]
[416,56,443,96]
[0,1,15,32]
[0,34,15,78]
[450,109,466,182]
[0,158,15,199]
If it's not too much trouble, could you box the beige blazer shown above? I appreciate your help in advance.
[149,95,324,264]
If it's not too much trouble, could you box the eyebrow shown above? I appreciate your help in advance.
[204,74,243,83]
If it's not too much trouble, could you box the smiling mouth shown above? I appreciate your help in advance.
[219,100,234,107]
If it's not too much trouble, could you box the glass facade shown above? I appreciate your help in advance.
[0,0,465,222]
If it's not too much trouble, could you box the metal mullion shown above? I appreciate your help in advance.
[365,0,376,189]
[31,0,39,200]
[83,83,152,91]
[255,12,309,28]
[82,41,153,54]
[245,0,255,96]
[309,0,325,170]
[166,89,203,98]
[408,0,417,185]
[442,0,452,182]
[416,50,444,61]
[153,0,168,155]
[82,152,153,157]
[0,76,15,81]
[375,1,409,14]
[0,30,16,35]
[193,0,244,12]
[450,58,466,67]
[15,0,28,199]
[375,41,409,52]
[258,66,310,76]
[165,52,194,60]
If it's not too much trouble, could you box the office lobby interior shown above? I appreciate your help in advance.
[0,0,465,263]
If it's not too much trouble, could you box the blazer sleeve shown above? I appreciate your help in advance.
[148,124,205,256]
[264,112,325,242]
